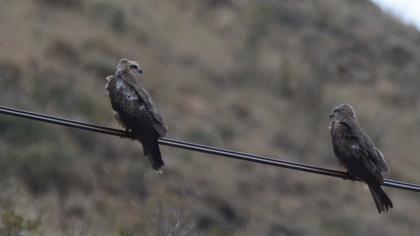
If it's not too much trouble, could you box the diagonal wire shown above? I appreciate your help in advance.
[0,105,419,192]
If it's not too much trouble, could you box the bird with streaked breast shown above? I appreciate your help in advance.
[105,58,168,173]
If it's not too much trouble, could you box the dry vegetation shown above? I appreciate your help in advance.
[1,0,420,235]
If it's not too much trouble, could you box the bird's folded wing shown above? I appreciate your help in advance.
[374,148,389,174]
[125,79,168,137]
[336,122,385,182]
[359,132,390,175]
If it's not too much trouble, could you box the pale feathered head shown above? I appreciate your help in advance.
[116,58,143,75]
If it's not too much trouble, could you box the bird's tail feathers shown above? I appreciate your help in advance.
[142,140,164,174]
[368,184,393,213]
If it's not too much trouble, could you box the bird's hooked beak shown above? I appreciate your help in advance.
[137,68,143,74]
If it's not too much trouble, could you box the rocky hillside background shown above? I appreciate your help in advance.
[0,0,420,235]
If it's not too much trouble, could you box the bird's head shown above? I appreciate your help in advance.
[116,58,143,75]
[329,104,357,128]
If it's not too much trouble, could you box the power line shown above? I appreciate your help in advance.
[0,105,419,192]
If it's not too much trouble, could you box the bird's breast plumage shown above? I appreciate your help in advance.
[106,71,168,139]
[331,122,358,164]
[106,78,143,127]
[116,80,139,101]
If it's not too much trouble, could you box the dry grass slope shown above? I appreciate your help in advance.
[0,0,420,235]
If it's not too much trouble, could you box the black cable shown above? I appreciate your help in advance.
[0,105,419,192]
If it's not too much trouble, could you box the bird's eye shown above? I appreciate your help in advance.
[129,65,138,69]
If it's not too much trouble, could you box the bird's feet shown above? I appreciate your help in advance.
[126,129,136,140]
[344,171,358,181]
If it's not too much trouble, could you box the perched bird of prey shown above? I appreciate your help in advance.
[105,58,168,173]
[329,104,393,213]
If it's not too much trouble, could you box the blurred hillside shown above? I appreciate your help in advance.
[1,0,420,235]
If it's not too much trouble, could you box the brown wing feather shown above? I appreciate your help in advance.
[120,73,168,137]
[331,121,384,182]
